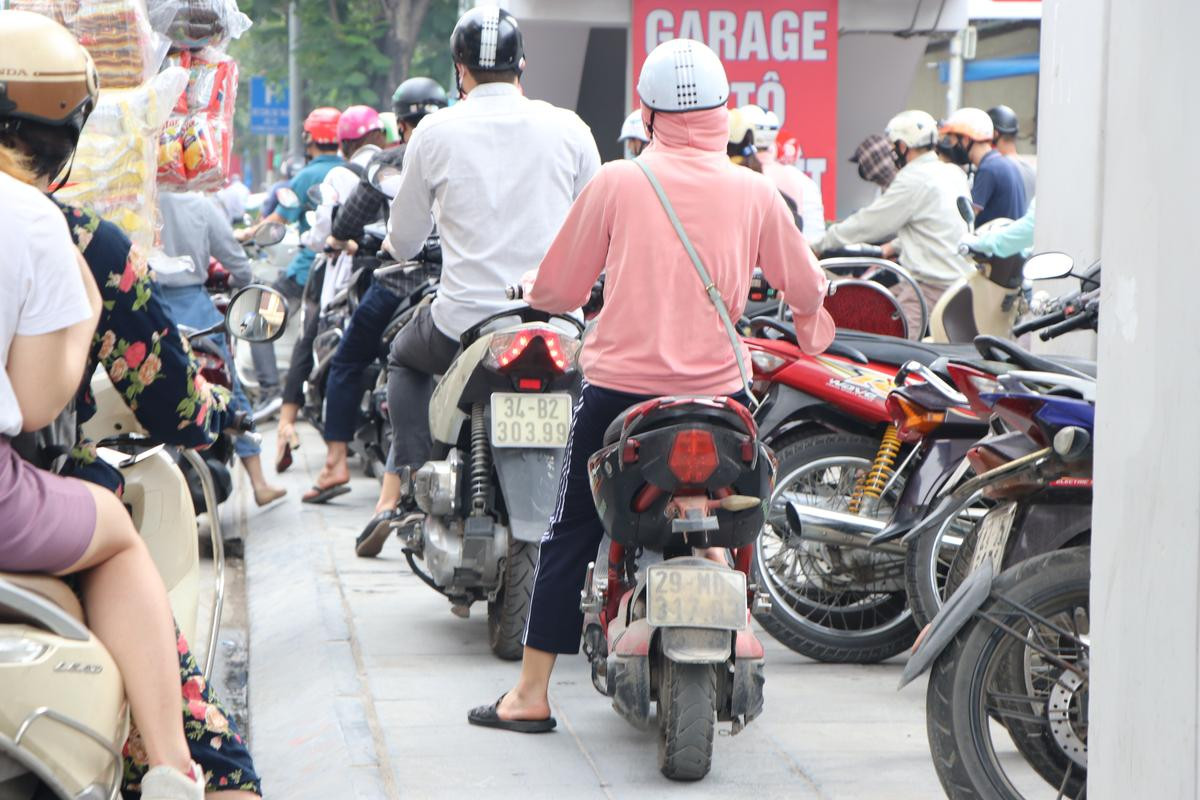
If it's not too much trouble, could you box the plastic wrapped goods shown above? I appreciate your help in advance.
[7,0,168,88]
[58,67,188,252]
[145,0,250,50]
[157,48,237,191]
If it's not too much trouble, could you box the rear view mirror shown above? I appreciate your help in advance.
[252,221,286,247]
[275,187,300,209]
[226,285,289,343]
[956,196,976,227]
[304,210,317,227]
[1023,251,1074,281]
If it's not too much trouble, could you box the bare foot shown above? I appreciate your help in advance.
[496,690,552,722]
[254,485,287,506]
[314,461,350,492]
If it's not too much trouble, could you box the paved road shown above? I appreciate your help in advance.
[240,425,948,799]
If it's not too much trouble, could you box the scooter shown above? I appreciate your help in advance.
[0,284,287,800]
[396,303,584,659]
[580,394,773,781]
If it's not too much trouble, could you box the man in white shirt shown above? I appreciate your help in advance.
[812,109,971,334]
[356,5,600,556]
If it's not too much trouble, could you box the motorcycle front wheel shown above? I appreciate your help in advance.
[752,432,917,663]
[926,547,1089,799]
[657,658,717,781]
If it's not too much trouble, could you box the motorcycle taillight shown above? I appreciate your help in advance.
[667,429,719,485]
[946,364,1002,416]
[885,394,946,442]
[986,395,1049,446]
[484,327,579,374]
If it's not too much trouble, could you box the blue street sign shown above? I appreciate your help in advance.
[249,76,289,135]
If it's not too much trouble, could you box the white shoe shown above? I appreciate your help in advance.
[140,761,204,800]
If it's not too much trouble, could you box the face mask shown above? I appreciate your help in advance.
[939,135,971,166]
[891,143,908,171]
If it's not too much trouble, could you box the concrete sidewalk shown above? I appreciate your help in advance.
[243,424,948,799]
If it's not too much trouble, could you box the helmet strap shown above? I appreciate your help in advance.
[47,145,78,195]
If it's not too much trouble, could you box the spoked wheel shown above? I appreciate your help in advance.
[752,432,917,663]
[905,493,990,628]
[927,547,1090,799]
[657,658,717,781]
[487,539,538,660]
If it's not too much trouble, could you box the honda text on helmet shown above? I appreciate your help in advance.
[303,106,342,148]
[450,5,524,97]
[885,109,939,170]
[938,107,994,166]
[0,9,99,188]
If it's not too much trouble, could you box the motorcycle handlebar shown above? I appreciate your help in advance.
[1012,308,1068,336]
[227,411,254,433]
[1039,306,1097,341]
[505,285,524,301]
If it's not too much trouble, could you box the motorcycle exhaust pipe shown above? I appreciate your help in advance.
[785,503,905,555]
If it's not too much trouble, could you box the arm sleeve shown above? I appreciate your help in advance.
[971,166,995,212]
[331,182,384,242]
[817,175,918,252]
[975,199,1036,258]
[527,170,610,314]
[757,190,833,350]
[18,197,92,336]
[205,200,254,287]
[386,132,436,259]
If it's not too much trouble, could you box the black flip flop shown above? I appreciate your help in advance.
[302,484,352,504]
[355,509,399,558]
[467,695,556,733]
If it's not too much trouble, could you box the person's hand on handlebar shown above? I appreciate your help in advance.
[880,242,898,261]
[326,235,358,254]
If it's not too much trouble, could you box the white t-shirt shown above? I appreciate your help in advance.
[0,171,94,436]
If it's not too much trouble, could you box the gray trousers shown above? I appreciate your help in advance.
[385,304,460,473]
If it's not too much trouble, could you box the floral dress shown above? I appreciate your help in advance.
[59,203,262,797]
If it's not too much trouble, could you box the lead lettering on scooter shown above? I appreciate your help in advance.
[54,660,103,674]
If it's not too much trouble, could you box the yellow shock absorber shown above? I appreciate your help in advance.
[848,425,902,514]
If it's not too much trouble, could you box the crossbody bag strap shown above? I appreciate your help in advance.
[634,159,759,408]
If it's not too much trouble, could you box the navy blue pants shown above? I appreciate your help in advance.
[323,282,401,442]
[522,383,655,654]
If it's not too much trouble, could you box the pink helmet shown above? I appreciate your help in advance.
[337,105,383,142]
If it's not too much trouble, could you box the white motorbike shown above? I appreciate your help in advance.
[398,307,584,659]
[0,285,287,800]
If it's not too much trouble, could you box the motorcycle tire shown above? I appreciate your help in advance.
[657,659,717,781]
[904,503,985,629]
[926,547,1090,800]
[752,431,917,663]
[487,539,538,661]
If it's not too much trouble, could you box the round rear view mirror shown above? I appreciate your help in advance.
[253,221,287,247]
[225,285,289,343]
[275,187,300,209]
[1023,251,1075,281]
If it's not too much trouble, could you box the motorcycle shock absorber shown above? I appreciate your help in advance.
[848,424,902,515]
[469,401,491,514]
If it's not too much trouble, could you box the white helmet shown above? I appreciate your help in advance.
[739,105,779,151]
[636,38,729,112]
[940,107,994,142]
[885,110,939,149]
[618,110,648,143]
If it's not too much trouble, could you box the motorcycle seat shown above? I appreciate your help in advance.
[831,330,981,368]
[603,397,754,447]
[0,572,85,625]
[973,335,1096,379]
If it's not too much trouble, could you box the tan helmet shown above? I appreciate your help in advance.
[0,10,99,135]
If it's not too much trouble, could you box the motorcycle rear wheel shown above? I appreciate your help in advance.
[926,547,1089,799]
[657,659,717,781]
[752,432,917,663]
[487,539,538,661]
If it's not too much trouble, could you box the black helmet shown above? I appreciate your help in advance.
[450,6,523,73]
[987,105,1019,137]
[392,77,448,123]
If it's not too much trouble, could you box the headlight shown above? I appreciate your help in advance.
[751,350,787,374]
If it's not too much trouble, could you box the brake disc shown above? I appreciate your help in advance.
[1047,668,1088,769]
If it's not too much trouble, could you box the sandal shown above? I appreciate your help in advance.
[467,694,556,734]
[301,483,351,504]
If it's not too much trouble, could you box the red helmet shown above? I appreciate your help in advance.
[303,107,341,145]
[337,105,383,143]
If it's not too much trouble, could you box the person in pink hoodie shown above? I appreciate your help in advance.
[467,38,834,734]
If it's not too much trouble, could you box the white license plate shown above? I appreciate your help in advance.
[490,393,573,448]
[971,502,1019,573]
[646,564,748,630]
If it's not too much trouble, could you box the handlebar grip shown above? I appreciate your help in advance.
[505,285,524,301]
[1039,310,1096,341]
[1012,309,1067,337]
[229,411,254,433]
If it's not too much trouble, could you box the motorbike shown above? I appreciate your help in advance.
[0,284,287,800]
[578,394,773,781]
[394,299,584,660]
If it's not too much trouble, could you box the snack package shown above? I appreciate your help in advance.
[59,67,188,252]
[146,0,250,50]
[9,0,168,88]
[158,48,237,191]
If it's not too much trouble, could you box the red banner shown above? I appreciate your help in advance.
[631,1,839,211]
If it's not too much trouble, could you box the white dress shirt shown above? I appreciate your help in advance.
[309,144,380,311]
[814,151,972,286]
[386,82,600,338]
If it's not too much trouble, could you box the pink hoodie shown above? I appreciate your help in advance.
[528,105,834,396]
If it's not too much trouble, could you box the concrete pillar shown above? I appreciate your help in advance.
[1088,0,1200,795]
